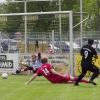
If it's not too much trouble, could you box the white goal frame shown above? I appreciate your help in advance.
[0,11,74,76]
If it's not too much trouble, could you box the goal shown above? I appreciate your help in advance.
[0,11,74,75]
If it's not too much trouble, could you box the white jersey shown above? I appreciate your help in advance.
[30,59,42,69]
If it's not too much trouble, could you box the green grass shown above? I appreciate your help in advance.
[0,75,100,100]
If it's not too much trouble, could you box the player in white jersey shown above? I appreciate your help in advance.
[16,52,42,74]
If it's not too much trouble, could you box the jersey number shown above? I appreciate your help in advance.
[84,50,88,59]
[42,68,49,75]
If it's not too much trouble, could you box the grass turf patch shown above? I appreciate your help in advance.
[0,75,100,100]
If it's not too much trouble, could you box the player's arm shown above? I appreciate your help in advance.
[93,49,98,59]
[50,68,65,77]
[25,73,38,85]
[38,52,41,60]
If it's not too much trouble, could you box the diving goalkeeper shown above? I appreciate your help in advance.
[16,52,42,74]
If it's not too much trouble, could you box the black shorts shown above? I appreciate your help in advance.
[81,61,99,74]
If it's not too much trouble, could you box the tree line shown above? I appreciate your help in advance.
[0,0,99,36]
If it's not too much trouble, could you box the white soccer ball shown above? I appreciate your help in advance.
[1,73,8,79]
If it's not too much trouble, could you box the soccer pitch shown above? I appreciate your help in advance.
[0,75,100,100]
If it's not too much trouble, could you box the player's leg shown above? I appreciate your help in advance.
[70,76,89,83]
[65,72,88,83]
[88,64,99,85]
[74,66,87,85]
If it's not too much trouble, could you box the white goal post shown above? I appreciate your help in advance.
[0,11,74,75]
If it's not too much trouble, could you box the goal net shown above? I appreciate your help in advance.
[0,11,74,75]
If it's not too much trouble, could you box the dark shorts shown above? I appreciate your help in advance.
[81,61,99,74]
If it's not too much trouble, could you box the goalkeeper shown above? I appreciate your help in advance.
[16,52,42,74]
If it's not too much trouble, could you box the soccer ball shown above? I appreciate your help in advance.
[1,73,8,79]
